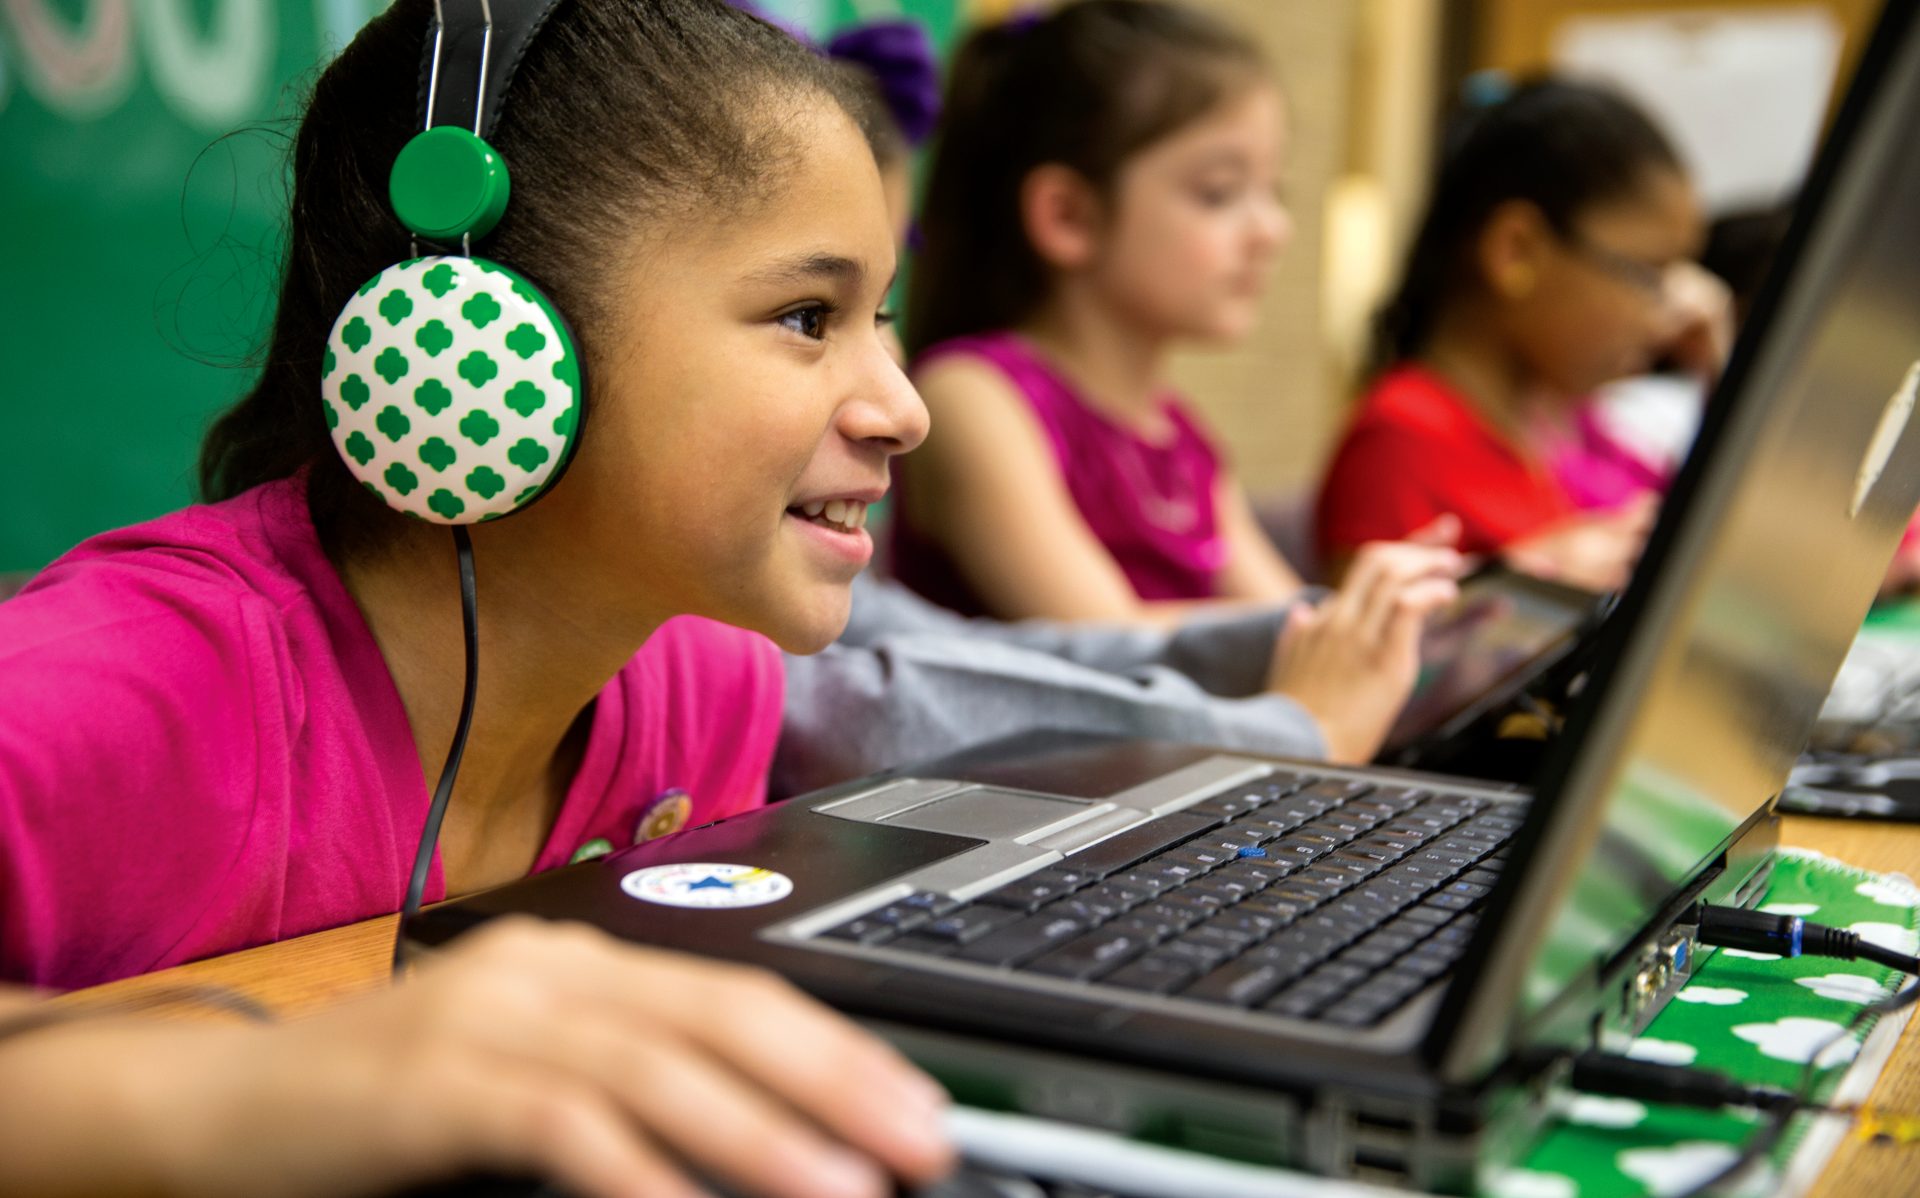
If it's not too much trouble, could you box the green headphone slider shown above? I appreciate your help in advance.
[390,126,511,242]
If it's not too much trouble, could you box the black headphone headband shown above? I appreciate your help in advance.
[417,0,570,140]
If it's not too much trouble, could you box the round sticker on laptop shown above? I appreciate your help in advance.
[619,863,795,909]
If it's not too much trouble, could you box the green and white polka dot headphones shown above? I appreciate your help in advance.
[362,0,583,975]
[325,0,580,525]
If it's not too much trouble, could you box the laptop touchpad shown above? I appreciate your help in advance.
[881,790,1094,840]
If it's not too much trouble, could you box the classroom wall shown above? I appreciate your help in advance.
[1164,1,1364,503]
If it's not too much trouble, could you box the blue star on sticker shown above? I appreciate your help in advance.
[686,875,737,892]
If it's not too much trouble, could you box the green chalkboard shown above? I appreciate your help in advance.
[0,0,960,573]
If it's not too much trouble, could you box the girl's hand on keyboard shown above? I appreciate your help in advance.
[1267,541,1464,763]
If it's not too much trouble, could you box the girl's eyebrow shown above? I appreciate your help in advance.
[1182,148,1255,174]
[743,252,867,289]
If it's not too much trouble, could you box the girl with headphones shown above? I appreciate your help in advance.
[0,1,950,1194]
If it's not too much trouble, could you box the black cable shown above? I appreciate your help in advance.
[1695,904,1920,974]
[1558,905,1920,1195]
[1666,976,1920,1198]
[391,525,480,978]
[1567,1053,1803,1116]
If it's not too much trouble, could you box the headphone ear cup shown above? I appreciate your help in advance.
[325,256,583,524]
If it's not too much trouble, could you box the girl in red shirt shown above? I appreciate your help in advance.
[1317,79,1729,591]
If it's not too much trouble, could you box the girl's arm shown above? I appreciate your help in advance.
[0,921,952,1198]
[907,357,1271,626]
[1207,472,1305,601]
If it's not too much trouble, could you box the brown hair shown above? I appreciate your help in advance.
[905,0,1264,359]
[199,0,865,557]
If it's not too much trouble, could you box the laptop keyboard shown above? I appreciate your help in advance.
[815,772,1524,1027]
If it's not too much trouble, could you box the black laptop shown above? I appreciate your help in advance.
[410,3,1920,1190]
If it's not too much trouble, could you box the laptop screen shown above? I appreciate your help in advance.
[1382,568,1598,758]
[1437,0,1920,1079]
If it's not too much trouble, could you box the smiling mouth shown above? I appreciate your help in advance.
[786,498,870,535]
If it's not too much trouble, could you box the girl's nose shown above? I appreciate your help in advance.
[844,346,929,455]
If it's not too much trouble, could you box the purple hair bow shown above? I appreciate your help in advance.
[728,3,942,148]
[823,19,942,147]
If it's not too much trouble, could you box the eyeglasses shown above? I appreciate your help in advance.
[1558,229,1670,298]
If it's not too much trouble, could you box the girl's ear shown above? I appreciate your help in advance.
[1020,163,1104,271]
[1476,198,1552,301]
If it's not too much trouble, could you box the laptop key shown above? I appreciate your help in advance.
[1182,923,1260,954]
[1066,813,1219,877]
[1037,897,1113,927]
[1108,912,1183,944]
[897,891,963,916]
[1185,792,1268,820]
[1324,851,1390,878]
[921,906,1020,945]
[1163,845,1235,873]
[1200,908,1282,938]
[1025,928,1153,981]
[1147,893,1226,924]
[1081,881,1151,914]
[1369,786,1430,810]
[976,875,1078,913]
[1336,942,1400,971]
[1293,868,1364,895]
[1459,868,1502,888]
[1303,816,1371,840]
[1136,860,1209,890]
[821,916,898,946]
[1239,942,1324,983]
[1152,890,1228,917]
[1112,869,1177,897]
[1236,895,1307,925]
[1361,927,1423,955]
[867,905,933,933]
[1157,937,1233,971]
[1394,949,1455,979]
[1208,824,1271,848]
[1261,978,1347,1019]
[957,913,1088,967]
[1183,959,1293,1007]
[1265,884,1333,911]
[1103,953,1200,994]
[1186,876,1257,903]
[1299,779,1373,803]
[1213,859,1289,888]
[1265,838,1331,865]
[1306,961,1370,988]
[1374,823,1441,847]
[882,931,958,957]
[1352,832,1420,857]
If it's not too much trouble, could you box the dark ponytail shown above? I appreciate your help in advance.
[199,0,863,559]
[1370,76,1683,375]
[905,0,1263,360]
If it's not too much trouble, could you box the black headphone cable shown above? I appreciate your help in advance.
[392,525,480,977]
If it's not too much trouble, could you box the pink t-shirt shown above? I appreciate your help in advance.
[892,332,1228,615]
[0,477,784,989]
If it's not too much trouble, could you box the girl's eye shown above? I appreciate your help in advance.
[876,308,897,328]
[779,304,830,340]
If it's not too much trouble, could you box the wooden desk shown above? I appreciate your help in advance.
[62,815,1920,1197]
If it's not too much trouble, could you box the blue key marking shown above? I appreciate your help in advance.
[1237,846,1268,859]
